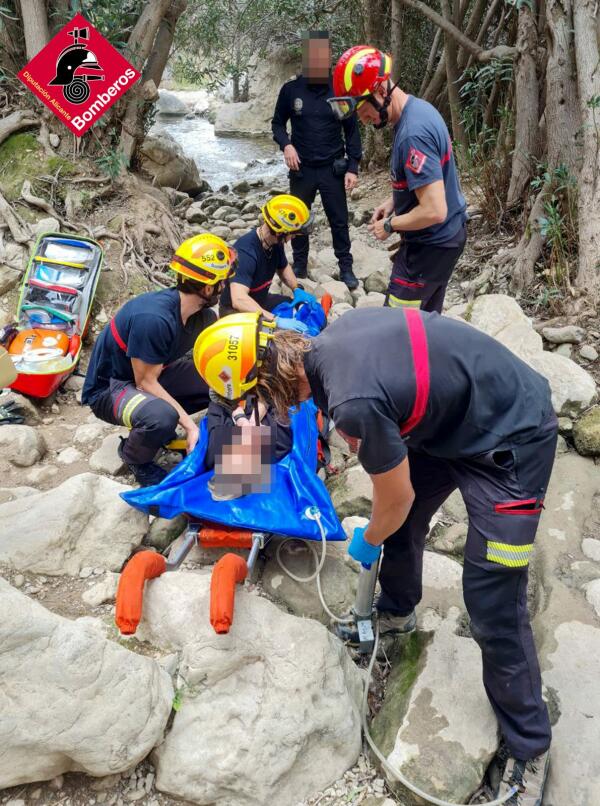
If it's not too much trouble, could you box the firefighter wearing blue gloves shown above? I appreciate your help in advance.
[349,525,381,568]
[292,287,317,307]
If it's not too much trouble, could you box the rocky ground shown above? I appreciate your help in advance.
[1,130,600,806]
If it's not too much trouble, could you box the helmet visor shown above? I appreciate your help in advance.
[327,95,368,120]
[293,211,315,237]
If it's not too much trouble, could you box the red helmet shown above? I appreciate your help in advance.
[329,46,393,124]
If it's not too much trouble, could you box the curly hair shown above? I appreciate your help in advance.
[256,330,312,422]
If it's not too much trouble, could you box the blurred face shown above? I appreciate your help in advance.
[357,89,386,126]
[303,36,331,82]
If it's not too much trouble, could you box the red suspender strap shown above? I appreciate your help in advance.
[110,318,127,352]
[400,308,430,436]
[250,279,271,293]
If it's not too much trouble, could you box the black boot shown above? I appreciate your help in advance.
[118,438,167,488]
[293,264,308,280]
[340,266,359,290]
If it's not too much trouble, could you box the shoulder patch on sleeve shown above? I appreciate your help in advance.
[406,146,427,174]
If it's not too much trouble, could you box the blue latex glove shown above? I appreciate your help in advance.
[348,525,381,569]
[293,287,316,307]
[275,316,309,334]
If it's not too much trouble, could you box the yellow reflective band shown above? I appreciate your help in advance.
[388,294,421,308]
[344,47,376,92]
[122,393,145,429]
[486,541,533,568]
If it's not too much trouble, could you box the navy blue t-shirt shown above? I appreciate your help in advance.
[82,288,216,405]
[220,230,288,309]
[391,96,467,245]
[304,308,552,474]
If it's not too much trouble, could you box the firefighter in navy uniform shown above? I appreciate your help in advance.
[82,233,236,487]
[194,306,557,806]
[329,46,468,313]
[272,31,362,290]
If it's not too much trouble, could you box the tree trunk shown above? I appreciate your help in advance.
[506,1,540,208]
[362,0,388,49]
[510,185,549,292]
[573,0,600,300]
[390,0,403,83]
[144,0,187,89]
[19,0,49,60]
[442,0,467,150]
[0,110,39,147]
[419,27,442,96]
[48,0,70,37]
[118,0,173,166]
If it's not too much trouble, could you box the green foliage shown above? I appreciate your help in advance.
[95,149,129,179]
[535,163,578,292]
[79,0,145,52]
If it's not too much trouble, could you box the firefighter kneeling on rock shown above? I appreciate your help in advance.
[82,233,236,487]
[193,306,557,806]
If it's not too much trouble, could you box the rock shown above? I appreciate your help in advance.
[0,425,46,467]
[582,538,600,562]
[89,433,126,475]
[372,608,497,805]
[557,416,573,436]
[56,446,83,464]
[329,302,354,321]
[0,473,147,575]
[211,225,232,241]
[82,572,120,606]
[145,514,188,551]
[441,489,468,523]
[356,292,385,308]
[0,578,173,788]
[63,374,84,392]
[0,391,42,424]
[261,536,358,623]
[580,344,598,361]
[0,486,38,504]
[431,522,467,556]
[140,133,205,195]
[543,622,600,805]
[364,269,389,294]
[319,240,384,282]
[156,89,189,116]
[329,464,372,519]
[12,573,24,587]
[185,202,208,224]
[528,351,597,417]
[96,307,109,324]
[136,572,363,806]
[164,186,190,206]
[573,405,600,456]
[232,179,250,193]
[556,434,569,453]
[25,464,57,485]
[350,188,362,201]
[214,100,275,137]
[32,217,60,239]
[74,421,112,445]
[0,264,20,294]
[542,325,586,344]
[555,343,572,359]
[465,295,597,417]
[49,133,60,148]
[584,579,600,617]
[315,279,353,305]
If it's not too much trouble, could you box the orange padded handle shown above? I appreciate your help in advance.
[198,527,253,548]
[210,553,248,634]
[320,292,333,317]
[115,551,167,635]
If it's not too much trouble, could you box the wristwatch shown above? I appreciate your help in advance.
[383,215,395,234]
[232,410,248,425]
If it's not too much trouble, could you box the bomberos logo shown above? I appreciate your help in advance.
[18,12,141,137]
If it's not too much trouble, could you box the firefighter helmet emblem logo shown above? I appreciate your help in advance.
[48,26,104,105]
[293,97,303,113]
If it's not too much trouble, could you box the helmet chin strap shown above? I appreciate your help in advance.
[370,79,400,129]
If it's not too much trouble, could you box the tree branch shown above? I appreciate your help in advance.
[399,0,516,61]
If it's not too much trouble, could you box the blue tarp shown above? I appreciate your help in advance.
[121,398,346,542]
[272,297,326,336]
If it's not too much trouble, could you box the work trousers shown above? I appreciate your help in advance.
[385,227,466,313]
[90,358,210,464]
[289,164,352,273]
[377,415,558,760]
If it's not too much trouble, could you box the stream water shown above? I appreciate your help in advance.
[150,114,287,191]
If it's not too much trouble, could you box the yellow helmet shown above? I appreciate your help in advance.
[169,233,237,285]
[193,312,276,400]
[261,194,312,235]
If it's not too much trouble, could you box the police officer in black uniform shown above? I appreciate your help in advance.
[272,31,362,290]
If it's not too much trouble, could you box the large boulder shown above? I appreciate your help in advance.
[0,424,46,467]
[466,295,597,416]
[136,572,363,806]
[0,473,147,575]
[214,100,274,137]
[0,578,173,788]
[140,133,205,195]
[156,89,189,116]
[328,464,373,519]
[372,607,497,805]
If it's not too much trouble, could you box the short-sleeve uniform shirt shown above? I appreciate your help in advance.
[220,230,287,310]
[391,96,467,245]
[82,288,216,405]
[303,308,552,475]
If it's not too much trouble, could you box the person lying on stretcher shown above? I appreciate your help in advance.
[204,393,293,501]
